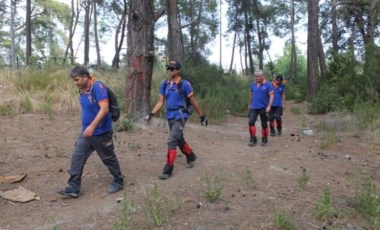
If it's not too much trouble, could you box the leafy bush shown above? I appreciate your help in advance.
[351,176,380,228]
[308,85,344,114]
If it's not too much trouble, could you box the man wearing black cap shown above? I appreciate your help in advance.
[145,60,208,179]
[269,74,286,136]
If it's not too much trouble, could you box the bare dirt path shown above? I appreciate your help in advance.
[1,102,379,229]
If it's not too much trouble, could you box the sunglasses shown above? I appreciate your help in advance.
[167,67,177,71]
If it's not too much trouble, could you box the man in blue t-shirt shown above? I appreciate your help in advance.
[248,70,274,146]
[269,74,286,136]
[145,60,208,180]
[57,66,124,198]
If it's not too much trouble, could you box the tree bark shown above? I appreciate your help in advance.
[318,27,328,79]
[331,0,338,52]
[111,0,128,69]
[126,0,155,119]
[83,0,92,66]
[229,31,236,73]
[25,0,32,66]
[93,1,101,67]
[167,0,183,62]
[10,0,16,69]
[306,0,319,101]
[290,0,297,81]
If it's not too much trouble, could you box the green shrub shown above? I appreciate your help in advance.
[274,210,296,230]
[202,173,222,203]
[298,167,310,190]
[352,176,380,228]
[309,85,344,114]
[314,188,343,221]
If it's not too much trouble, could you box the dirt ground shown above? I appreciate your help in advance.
[1,101,380,230]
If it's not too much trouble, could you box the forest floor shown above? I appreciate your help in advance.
[1,101,380,229]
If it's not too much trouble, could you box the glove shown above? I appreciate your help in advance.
[200,115,208,127]
[145,112,154,121]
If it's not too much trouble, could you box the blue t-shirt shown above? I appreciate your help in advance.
[159,79,193,120]
[80,81,112,135]
[250,80,274,110]
[272,82,286,107]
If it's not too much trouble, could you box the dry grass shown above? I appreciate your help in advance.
[0,67,126,115]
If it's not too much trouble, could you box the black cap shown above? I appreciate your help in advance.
[166,60,181,70]
[276,74,284,81]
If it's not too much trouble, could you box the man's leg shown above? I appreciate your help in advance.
[179,140,197,168]
[260,109,269,146]
[268,108,276,136]
[58,135,94,197]
[92,131,124,193]
[275,107,283,135]
[160,120,184,179]
[248,110,258,146]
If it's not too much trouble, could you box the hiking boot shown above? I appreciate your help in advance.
[270,129,276,137]
[159,164,173,180]
[186,153,197,168]
[277,128,282,136]
[248,136,257,146]
[57,187,80,198]
[107,182,123,194]
[261,137,268,146]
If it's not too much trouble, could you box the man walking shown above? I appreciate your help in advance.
[248,70,274,146]
[269,74,286,136]
[145,60,207,180]
[57,66,124,198]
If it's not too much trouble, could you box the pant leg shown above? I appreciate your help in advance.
[68,135,95,191]
[248,109,259,137]
[259,108,269,138]
[268,107,276,130]
[166,120,186,165]
[274,106,283,131]
[91,131,124,185]
[167,120,185,150]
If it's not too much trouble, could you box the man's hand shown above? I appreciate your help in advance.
[145,112,154,121]
[200,115,208,127]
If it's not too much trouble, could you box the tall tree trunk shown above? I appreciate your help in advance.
[318,27,328,79]
[331,0,338,52]
[83,0,92,66]
[167,0,183,62]
[290,0,297,81]
[63,0,81,65]
[112,0,128,69]
[189,0,195,66]
[25,0,32,66]
[229,31,236,73]
[126,0,155,119]
[306,0,319,101]
[365,0,379,45]
[10,0,16,69]
[244,8,254,74]
[255,18,264,70]
[93,1,101,67]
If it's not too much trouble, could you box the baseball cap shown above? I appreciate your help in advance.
[166,60,181,70]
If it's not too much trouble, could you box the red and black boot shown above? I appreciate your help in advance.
[276,120,282,135]
[248,126,257,146]
[269,121,276,137]
[180,142,197,168]
[261,127,269,146]
[159,149,176,180]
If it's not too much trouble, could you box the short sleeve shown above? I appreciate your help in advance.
[159,80,167,96]
[93,81,108,102]
[182,80,193,97]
